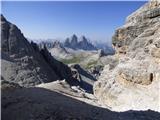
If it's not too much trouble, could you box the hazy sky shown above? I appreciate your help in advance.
[2,1,146,43]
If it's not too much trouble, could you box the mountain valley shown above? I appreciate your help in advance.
[1,1,160,120]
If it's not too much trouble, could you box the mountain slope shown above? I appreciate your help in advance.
[2,80,160,120]
[1,15,77,87]
[49,41,73,59]
[1,15,60,86]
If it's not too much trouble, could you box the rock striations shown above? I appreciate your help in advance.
[1,15,77,87]
[1,1,160,119]
[94,1,160,112]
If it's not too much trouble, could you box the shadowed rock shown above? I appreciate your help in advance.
[1,14,79,87]
[1,81,160,120]
[64,34,97,50]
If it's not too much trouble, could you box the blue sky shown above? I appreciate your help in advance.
[2,1,146,43]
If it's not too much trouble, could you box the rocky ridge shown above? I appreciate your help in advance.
[1,15,78,87]
[1,1,160,119]
[49,41,73,60]
[94,1,160,112]
[64,34,97,51]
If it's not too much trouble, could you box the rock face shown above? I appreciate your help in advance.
[64,34,78,49]
[49,41,73,59]
[93,41,115,55]
[112,1,160,54]
[78,36,97,50]
[70,64,96,93]
[94,1,160,112]
[40,46,80,86]
[1,15,77,87]
[2,80,160,120]
[38,40,54,49]
[64,34,97,50]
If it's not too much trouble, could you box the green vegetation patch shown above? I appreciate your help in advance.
[61,56,81,64]
[85,60,98,69]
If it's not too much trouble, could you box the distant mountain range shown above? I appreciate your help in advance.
[93,41,115,55]
[35,34,115,55]
[1,14,79,87]
[64,34,97,51]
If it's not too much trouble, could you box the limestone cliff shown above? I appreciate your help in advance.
[94,1,160,112]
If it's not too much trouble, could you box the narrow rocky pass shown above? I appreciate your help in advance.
[1,1,160,120]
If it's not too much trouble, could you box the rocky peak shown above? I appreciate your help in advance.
[52,41,63,48]
[1,15,79,87]
[1,14,34,57]
[79,36,87,43]
[50,40,69,57]
[78,36,88,48]
[64,37,70,47]
[71,34,78,45]
[1,14,7,22]
[112,1,160,55]
[38,41,54,49]
[64,34,97,50]
[126,1,160,26]
[72,34,78,40]
[1,15,61,86]
[64,34,78,49]
[79,36,97,50]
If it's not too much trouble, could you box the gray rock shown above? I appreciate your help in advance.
[1,15,60,86]
[78,36,97,50]
[94,1,160,112]
[40,45,80,86]
[64,34,97,51]
[1,15,78,87]
[49,41,73,60]
[2,81,160,120]
[70,64,96,93]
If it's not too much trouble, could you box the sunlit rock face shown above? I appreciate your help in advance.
[112,1,160,54]
[94,1,160,112]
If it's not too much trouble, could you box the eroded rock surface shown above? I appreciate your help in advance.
[94,1,160,112]
[2,80,160,120]
[1,15,78,87]
[1,15,60,86]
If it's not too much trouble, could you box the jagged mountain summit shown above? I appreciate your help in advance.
[64,34,97,51]
[1,1,160,120]
[94,1,160,112]
[38,40,55,49]
[36,35,114,67]
[1,14,57,86]
[48,38,108,69]
[49,41,73,59]
[1,14,78,87]
[1,14,96,92]
[37,34,114,55]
